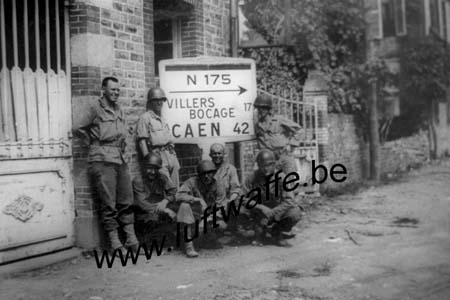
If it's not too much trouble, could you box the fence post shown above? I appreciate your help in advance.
[303,70,328,191]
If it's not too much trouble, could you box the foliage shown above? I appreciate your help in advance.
[390,35,450,139]
[238,47,307,94]
[238,0,374,113]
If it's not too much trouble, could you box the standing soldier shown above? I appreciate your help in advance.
[242,149,302,247]
[75,77,138,252]
[132,154,178,245]
[136,87,180,187]
[253,93,302,175]
[176,160,227,257]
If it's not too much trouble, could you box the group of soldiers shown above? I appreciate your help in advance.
[77,77,304,258]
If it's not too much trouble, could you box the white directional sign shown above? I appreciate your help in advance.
[159,57,257,143]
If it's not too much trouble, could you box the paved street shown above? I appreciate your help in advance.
[1,160,450,300]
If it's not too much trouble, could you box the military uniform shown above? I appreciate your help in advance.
[132,171,178,244]
[242,169,302,236]
[132,171,178,223]
[214,162,241,200]
[136,110,180,187]
[176,177,227,224]
[78,97,134,233]
[255,114,302,175]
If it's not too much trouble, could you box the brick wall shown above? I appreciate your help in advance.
[70,0,149,248]
[171,0,233,181]
[70,0,234,249]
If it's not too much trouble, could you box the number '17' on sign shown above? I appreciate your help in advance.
[159,57,257,144]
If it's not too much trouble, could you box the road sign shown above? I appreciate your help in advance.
[159,57,257,144]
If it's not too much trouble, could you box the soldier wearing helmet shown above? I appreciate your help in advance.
[132,153,178,245]
[136,87,181,187]
[176,160,227,257]
[253,93,303,175]
[241,149,302,247]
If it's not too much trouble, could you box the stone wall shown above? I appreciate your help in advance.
[322,113,429,191]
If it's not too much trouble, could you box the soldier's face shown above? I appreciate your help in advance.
[210,149,224,165]
[103,80,120,103]
[258,158,276,176]
[200,171,215,185]
[149,98,165,114]
[145,166,159,180]
[257,107,270,120]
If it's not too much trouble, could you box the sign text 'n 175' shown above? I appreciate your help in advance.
[159,58,257,143]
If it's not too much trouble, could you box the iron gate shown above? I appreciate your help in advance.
[0,0,74,266]
[257,87,319,194]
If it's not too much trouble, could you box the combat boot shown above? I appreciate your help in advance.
[123,224,139,252]
[185,241,199,258]
[107,229,124,252]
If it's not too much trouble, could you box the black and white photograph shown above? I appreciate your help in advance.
[1,0,450,299]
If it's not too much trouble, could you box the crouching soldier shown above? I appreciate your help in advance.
[176,160,227,258]
[132,154,178,246]
[242,149,302,247]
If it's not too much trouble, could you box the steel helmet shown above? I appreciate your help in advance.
[197,160,216,175]
[147,87,167,101]
[256,149,275,163]
[145,154,163,169]
[253,94,272,109]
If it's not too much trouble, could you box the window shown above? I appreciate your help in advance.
[154,19,181,76]
[427,0,450,42]
[380,0,406,38]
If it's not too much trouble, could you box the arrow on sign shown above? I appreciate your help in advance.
[170,86,247,95]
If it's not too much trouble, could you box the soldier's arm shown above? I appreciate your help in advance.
[279,116,302,133]
[228,166,241,201]
[132,178,155,213]
[271,185,296,221]
[175,179,198,204]
[215,183,228,207]
[240,175,255,206]
[163,175,177,203]
[72,102,96,140]
[136,115,150,158]
[279,116,304,146]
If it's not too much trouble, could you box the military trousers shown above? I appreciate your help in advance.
[89,161,134,232]
[153,148,180,188]
[241,205,302,237]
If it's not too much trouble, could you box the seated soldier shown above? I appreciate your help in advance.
[176,160,227,258]
[209,143,241,202]
[209,143,241,232]
[132,154,178,246]
[242,149,302,247]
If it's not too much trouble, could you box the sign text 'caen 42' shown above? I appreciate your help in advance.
[159,57,257,143]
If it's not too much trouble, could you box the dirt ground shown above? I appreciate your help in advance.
[1,159,450,300]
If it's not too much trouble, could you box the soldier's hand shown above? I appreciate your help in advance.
[164,208,177,220]
[258,205,274,220]
[198,198,208,211]
[156,199,169,213]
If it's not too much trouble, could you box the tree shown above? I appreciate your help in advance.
[239,0,368,112]
[399,36,450,159]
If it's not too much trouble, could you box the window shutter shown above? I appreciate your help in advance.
[430,0,440,36]
[405,0,424,37]
[394,0,406,35]
[366,0,383,39]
